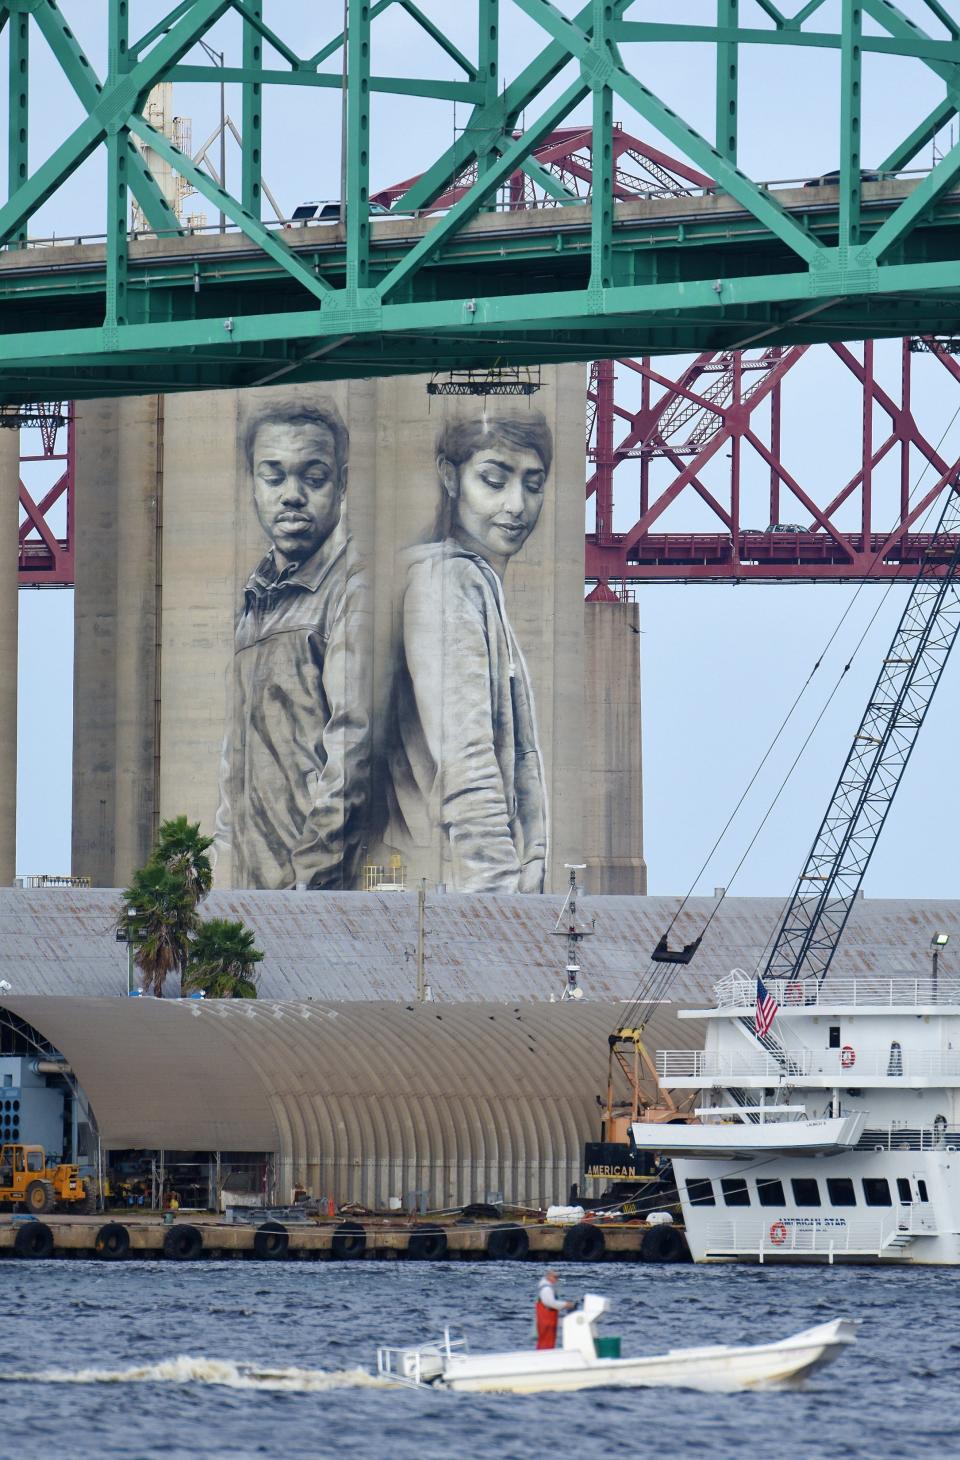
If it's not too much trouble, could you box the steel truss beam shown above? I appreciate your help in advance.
[16,404,74,586]
[586,339,960,583]
[2,3,960,399]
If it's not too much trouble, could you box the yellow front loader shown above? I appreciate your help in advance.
[0,1143,95,1213]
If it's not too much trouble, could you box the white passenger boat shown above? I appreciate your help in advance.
[376,1294,856,1394]
[641,974,960,1264]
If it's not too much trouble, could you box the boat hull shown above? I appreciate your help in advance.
[439,1320,856,1394]
[630,1114,865,1160]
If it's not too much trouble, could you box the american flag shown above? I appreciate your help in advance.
[755,977,778,1038]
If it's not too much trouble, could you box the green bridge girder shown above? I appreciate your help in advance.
[2,1,960,402]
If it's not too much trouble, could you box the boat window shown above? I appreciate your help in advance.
[886,1041,903,1076]
[756,1178,785,1207]
[721,1178,750,1207]
[791,1178,821,1207]
[826,1177,856,1207]
[862,1177,892,1207]
[829,1026,841,1049]
[896,1178,912,1204]
[917,1179,929,1203]
[685,1179,715,1207]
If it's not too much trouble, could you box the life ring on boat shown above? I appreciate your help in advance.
[769,1220,788,1246]
[840,1045,856,1069]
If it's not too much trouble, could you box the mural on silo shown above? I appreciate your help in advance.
[213,396,371,890]
[201,372,582,894]
[379,415,551,893]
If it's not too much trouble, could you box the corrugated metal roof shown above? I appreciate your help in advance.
[3,887,957,1003]
[1,996,704,1209]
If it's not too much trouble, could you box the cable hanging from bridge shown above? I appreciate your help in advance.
[617,396,960,1035]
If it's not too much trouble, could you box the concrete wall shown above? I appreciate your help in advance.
[583,599,647,894]
[0,430,17,886]
[71,397,161,888]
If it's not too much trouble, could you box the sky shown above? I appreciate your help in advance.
[13,0,960,906]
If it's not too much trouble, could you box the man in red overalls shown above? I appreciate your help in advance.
[535,1268,573,1349]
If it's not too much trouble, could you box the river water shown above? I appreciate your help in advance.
[1,1259,956,1459]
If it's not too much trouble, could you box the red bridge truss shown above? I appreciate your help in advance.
[13,402,74,587]
[586,339,960,585]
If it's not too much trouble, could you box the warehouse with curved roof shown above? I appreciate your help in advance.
[0,996,704,1209]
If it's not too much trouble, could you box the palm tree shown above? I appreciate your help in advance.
[183,918,264,1000]
[119,862,200,997]
[151,815,213,906]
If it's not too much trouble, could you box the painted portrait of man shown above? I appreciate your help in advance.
[378,412,552,893]
[214,396,371,889]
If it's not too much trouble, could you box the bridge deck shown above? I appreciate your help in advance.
[2,178,959,403]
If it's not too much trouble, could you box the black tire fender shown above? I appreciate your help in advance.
[461,1203,501,1221]
[641,1223,690,1264]
[163,1223,204,1261]
[95,1222,131,1261]
[331,1221,367,1260]
[253,1220,289,1260]
[14,1221,54,1259]
[406,1224,448,1261]
[484,1223,530,1261]
[562,1222,606,1262]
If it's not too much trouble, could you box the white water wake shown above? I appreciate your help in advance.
[0,1355,393,1392]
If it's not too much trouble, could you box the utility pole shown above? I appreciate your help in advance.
[416,877,430,1002]
[553,864,592,1000]
[198,39,226,233]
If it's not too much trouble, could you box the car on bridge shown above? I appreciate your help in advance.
[290,199,396,223]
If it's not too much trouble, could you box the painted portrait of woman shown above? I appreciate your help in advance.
[380,412,552,893]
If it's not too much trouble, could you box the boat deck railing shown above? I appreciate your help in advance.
[658,1047,960,1082]
[713,974,960,1010]
[657,1049,813,1081]
[701,1204,938,1260]
[857,1124,960,1152]
[376,1327,467,1388]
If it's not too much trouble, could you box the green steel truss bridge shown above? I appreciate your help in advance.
[3,1,960,401]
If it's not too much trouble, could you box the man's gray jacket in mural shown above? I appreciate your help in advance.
[215,518,371,889]
[383,539,547,893]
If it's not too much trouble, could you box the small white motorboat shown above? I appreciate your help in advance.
[376,1295,857,1395]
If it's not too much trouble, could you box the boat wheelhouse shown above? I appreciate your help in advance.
[632,973,960,1264]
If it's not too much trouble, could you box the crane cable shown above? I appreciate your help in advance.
[616,386,960,1034]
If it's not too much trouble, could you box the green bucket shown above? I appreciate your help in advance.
[594,1336,621,1359]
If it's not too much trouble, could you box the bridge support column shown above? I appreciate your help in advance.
[0,427,18,886]
[72,397,160,888]
[582,594,647,895]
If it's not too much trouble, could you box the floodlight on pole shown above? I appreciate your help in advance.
[931,932,950,996]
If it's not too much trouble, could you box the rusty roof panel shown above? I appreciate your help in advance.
[1,888,954,1003]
